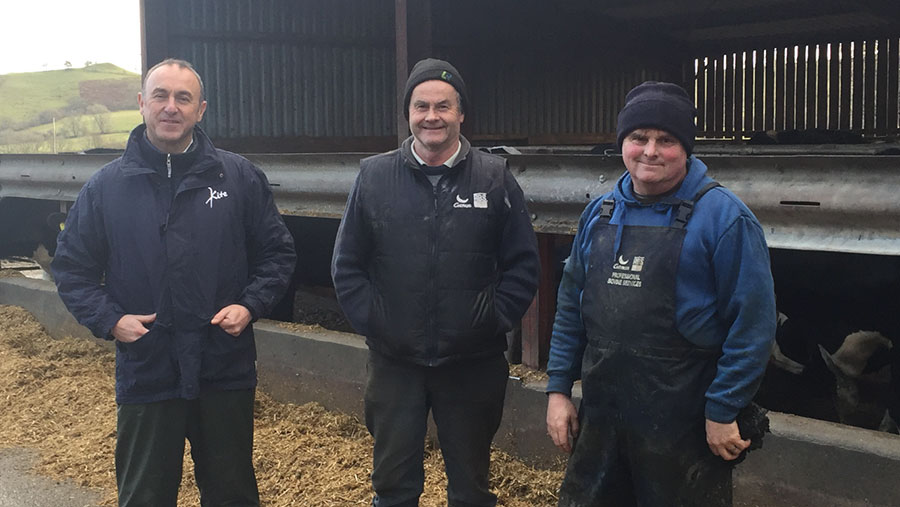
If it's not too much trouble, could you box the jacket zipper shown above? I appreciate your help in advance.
[427,182,439,366]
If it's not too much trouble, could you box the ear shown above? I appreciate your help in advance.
[137,92,144,112]
[198,100,208,121]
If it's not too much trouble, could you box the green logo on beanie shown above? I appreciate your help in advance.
[441,70,452,81]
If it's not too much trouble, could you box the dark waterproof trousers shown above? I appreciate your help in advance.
[365,350,508,507]
[559,190,733,507]
[115,388,259,507]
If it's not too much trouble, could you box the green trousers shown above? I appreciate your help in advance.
[115,388,259,507]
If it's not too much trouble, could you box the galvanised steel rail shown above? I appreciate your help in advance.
[2,152,900,255]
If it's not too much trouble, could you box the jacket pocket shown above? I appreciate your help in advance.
[117,326,178,395]
[201,325,256,384]
[471,284,498,332]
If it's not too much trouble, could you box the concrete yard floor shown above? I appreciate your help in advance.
[0,448,100,507]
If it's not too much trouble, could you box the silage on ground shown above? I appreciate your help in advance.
[0,305,563,506]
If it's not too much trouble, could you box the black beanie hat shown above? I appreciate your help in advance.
[403,58,468,119]
[616,81,697,155]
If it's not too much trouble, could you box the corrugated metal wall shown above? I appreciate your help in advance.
[164,0,397,140]
[464,60,670,139]
[155,0,678,146]
[689,38,900,138]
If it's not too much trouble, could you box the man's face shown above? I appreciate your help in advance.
[622,128,688,196]
[408,80,464,155]
[138,64,207,153]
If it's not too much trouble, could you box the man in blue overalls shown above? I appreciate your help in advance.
[545,81,776,506]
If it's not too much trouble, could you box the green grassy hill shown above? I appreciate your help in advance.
[0,64,141,153]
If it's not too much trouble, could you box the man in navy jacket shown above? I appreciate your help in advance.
[332,58,539,506]
[52,59,296,506]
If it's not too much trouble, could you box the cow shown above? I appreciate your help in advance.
[758,248,900,433]
[0,197,66,279]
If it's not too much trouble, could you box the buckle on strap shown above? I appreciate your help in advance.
[673,200,694,229]
[599,199,615,220]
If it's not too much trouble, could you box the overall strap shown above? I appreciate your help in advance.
[672,181,722,230]
[597,199,616,223]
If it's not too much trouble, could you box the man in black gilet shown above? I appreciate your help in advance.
[332,58,540,507]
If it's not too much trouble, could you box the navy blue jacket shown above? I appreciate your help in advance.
[52,125,296,404]
[332,136,540,365]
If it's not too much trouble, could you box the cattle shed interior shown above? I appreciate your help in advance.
[141,0,900,151]
[20,1,865,430]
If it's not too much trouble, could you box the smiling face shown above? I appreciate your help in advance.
[621,128,688,196]
[138,64,207,153]
[408,79,464,164]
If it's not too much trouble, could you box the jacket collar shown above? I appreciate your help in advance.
[119,124,222,177]
[613,156,711,209]
[400,135,472,171]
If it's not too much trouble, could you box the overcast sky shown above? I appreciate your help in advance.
[0,0,141,75]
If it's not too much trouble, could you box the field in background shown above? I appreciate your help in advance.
[0,63,140,154]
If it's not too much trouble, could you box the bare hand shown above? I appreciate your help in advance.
[706,419,750,461]
[211,304,251,336]
[112,313,156,343]
[547,392,579,453]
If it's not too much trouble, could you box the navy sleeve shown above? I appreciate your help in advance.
[545,205,594,396]
[705,215,777,422]
[331,171,374,335]
[237,163,297,320]
[493,168,540,332]
[51,178,125,339]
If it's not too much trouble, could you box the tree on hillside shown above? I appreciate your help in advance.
[65,116,84,138]
[64,61,72,69]
[85,60,94,67]
[87,104,112,134]
[65,96,89,115]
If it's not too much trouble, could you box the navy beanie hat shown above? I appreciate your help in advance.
[616,81,697,155]
[403,58,468,119]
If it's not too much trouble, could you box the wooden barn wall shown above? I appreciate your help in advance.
[688,38,900,139]
[160,0,397,143]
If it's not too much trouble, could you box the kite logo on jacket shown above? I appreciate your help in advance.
[205,187,229,208]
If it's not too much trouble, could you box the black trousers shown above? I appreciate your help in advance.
[558,408,733,507]
[365,350,509,507]
[115,388,259,507]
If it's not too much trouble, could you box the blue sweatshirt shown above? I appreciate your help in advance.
[546,156,776,423]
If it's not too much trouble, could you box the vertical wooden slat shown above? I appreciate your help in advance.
[817,44,828,129]
[853,41,864,131]
[796,45,808,130]
[877,38,889,135]
[766,48,784,130]
[754,50,765,131]
[773,47,784,131]
[840,41,852,129]
[725,53,735,138]
[744,51,755,135]
[765,48,776,131]
[712,56,722,136]
[786,45,796,130]
[697,57,708,135]
[829,42,840,129]
[865,40,877,135]
[888,38,899,132]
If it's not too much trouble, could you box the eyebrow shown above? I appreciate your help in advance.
[150,87,194,99]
